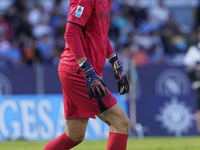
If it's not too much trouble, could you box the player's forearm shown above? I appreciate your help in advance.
[107,37,115,59]
[77,57,87,66]
[65,23,86,63]
[107,53,116,60]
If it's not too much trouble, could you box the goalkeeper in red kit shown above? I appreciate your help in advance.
[43,0,130,150]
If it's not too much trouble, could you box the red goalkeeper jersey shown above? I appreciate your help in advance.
[58,0,112,76]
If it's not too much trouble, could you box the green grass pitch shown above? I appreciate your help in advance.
[0,136,200,150]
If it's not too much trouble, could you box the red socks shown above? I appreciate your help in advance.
[43,133,78,150]
[107,132,129,150]
[43,132,128,150]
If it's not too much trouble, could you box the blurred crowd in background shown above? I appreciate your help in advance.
[0,0,200,68]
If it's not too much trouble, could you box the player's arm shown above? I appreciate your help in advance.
[106,37,129,95]
[65,22,107,99]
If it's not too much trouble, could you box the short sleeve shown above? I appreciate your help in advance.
[68,0,94,27]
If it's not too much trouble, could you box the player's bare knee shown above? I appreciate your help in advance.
[117,111,130,133]
[65,131,85,144]
[125,117,131,132]
[110,116,130,134]
[73,135,85,144]
[120,117,130,133]
[70,134,85,144]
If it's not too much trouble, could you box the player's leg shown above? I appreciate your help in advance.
[43,118,89,150]
[65,118,89,143]
[196,110,200,134]
[97,103,130,150]
[196,92,200,135]
[196,94,200,134]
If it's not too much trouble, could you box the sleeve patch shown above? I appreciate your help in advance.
[74,5,84,18]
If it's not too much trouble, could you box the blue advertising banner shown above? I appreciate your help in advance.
[0,64,198,137]
[136,95,197,136]
[135,65,197,136]
[0,68,36,95]
[136,65,192,96]
[0,93,127,141]
[0,66,117,95]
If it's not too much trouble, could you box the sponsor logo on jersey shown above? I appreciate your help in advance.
[74,5,84,18]
[99,10,110,21]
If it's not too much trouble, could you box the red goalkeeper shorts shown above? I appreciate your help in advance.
[58,69,117,119]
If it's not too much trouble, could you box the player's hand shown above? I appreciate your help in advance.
[109,55,129,95]
[81,60,107,99]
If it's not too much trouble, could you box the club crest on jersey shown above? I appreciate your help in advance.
[74,5,84,18]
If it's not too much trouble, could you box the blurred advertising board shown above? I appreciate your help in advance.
[0,66,117,95]
[135,65,197,136]
[0,94,127,141]
[0,64,198,137]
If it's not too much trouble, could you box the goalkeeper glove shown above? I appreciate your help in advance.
[109,55,129,95]
[81,60,107,99]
